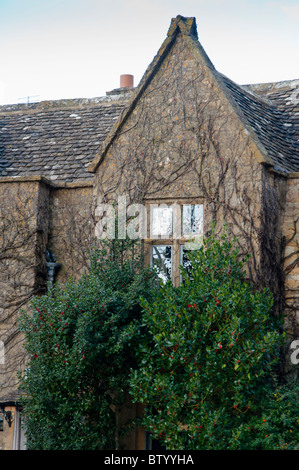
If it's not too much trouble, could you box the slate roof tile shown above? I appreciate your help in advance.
[0,71,298,182]
[222,76,299,172]
[0,95,130,182]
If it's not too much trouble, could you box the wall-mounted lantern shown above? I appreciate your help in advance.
[46,250,61,285]
[0,407,13,428]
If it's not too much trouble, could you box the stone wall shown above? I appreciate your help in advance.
[282,173,299,377]
[0,177,95,449]
[93,31,267,286]
[0,179,50,394]
[0,178,50,449]
[47,182,94,284]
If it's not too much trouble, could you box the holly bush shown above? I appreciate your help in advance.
[19,237,156,450]
[129,230,297,449]
[19,229,298,450]
[238,378,299,450]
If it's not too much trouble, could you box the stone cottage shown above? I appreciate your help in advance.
[0,15,298,449]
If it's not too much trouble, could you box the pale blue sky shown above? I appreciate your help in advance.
[0,0,298,104]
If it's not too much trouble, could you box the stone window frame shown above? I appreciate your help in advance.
[144,199,204,286]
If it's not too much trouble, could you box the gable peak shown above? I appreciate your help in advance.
[167,15,198,39]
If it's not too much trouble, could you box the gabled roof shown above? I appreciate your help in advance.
[88,15,212,173]
[0,15,298,183]
[89,15,299,175]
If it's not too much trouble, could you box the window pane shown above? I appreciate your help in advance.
[181,246,192,272]
[151,245,172,283]
[182,204,203,235]
[150,206,173,237]
[180,245,192,283]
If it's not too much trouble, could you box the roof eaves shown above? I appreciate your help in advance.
[0,175,94,188]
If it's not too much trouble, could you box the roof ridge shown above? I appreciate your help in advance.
[0,93,132,114]
[243,78,299,93]
[217,72,275,107]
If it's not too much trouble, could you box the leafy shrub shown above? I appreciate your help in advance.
[129,230,294,449]
[19,237,156,450]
